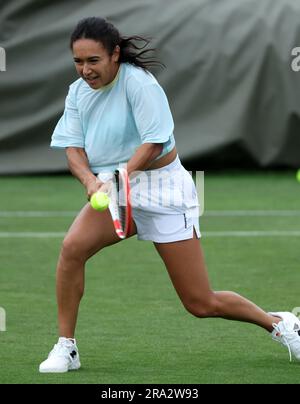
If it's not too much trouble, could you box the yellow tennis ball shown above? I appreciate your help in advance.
[90,191,110,211]
[296,169,300,183]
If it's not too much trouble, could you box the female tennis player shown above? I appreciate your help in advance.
[39,17,300,372]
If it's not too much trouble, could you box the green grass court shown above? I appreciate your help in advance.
[1,172,300,384]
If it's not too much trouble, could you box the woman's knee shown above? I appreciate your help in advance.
[183,294,219,318]
[60,235,99,264]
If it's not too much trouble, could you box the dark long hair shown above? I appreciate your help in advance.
[70,17,164,70]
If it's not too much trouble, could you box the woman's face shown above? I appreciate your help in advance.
[72,39,120,89]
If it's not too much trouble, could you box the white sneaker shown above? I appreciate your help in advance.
[270,311,300,362]
[39,337,81,373]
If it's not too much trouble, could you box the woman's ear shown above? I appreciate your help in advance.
[113,45,120,62]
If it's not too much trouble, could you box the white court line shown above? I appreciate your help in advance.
[1,231,300,238]
[1,210,300,217]
[204,231,300,237]
[0,211,76,217]
[0,232,66,238]
[1,211,300,238]
[204,210,300,217]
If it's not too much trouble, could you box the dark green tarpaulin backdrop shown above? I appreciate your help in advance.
[0,0,300,173]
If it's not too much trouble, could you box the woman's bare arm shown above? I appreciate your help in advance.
[66,147,103,199]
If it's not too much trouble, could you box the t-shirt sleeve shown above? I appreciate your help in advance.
[130,83,174,144]
[50,86,84,149]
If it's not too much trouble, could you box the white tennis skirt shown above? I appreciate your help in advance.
[129,156,201,243]
[98,155,201,243]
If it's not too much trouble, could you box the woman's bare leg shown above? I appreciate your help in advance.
[56,203,137,337]
[154,233,280,332]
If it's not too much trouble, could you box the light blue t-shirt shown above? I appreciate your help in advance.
[51,63,175,173]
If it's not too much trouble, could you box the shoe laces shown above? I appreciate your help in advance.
[272,321,299,362]
[49,341,74,359]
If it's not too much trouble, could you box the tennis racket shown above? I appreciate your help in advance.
[106,168,132,239]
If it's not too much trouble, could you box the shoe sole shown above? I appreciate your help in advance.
[39,362,81,373]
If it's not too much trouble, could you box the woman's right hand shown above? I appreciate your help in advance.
[85,177,103,201]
